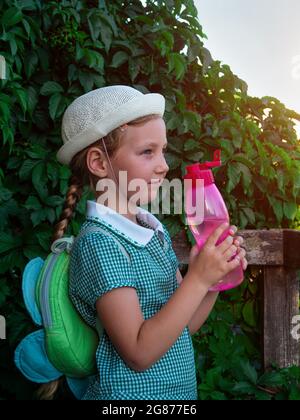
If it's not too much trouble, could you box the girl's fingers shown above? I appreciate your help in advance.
[228,225,238,236]
[189,244,200,264]
[223,244,239,261]
[242,258,248,270]
[233,235,244,246]
[237,247,248,270]
[217,234,234,253]
[206,222,229,247]
[226,253,242,271]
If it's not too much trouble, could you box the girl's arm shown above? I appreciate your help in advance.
[176,269,218,335]
[96,272,209,373]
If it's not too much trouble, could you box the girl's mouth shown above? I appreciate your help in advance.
[148,179,163,185]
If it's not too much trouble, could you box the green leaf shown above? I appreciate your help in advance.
[23,245,43,260]
[27,86,38,116]
[242,300,257,327]
[0,93,11,121]
[241,207,256,225]
[32,162,48,198]
[0,250,24,274]
[2,7,23,28]
[26,145,47,160]
[36,230,52,251]
[19,159,38,180]
[40,81,64,96]
[258,371,284,387]
[78,71,94,92]
[179,111,201,136]
[268,196,283,223]
[0,187,12,202]
[0,281,10,306]
[24,51,38,78]
[128,57,140,82]
[43,195,63,207]
[240,361,258,385]
[184,139,199,151]
[99,23,113,53]
[226,163,241,193]
[15,89,28,114]
[200,47,214,72]
[87,10,103,41]
[0,232,21,254]
[186,151,204,162]
[110,51,129,68]
[24,196,41,210]
[232,381,256,395]
[49,93,65,120]
[283,202,298,220]
[234,162,252,192]
[168,52,186,80]
[31,209,48,227]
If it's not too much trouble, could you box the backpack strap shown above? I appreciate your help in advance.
[51,225,131,264]
[74,225,131,264]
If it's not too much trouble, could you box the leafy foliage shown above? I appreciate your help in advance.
[0,0,299,399]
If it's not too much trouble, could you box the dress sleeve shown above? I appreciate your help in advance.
[71,232,136,309]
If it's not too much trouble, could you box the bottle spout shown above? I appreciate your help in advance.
[198,149,222,169]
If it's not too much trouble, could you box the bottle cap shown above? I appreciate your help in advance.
[184,150,222,186]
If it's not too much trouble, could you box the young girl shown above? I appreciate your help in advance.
[47,85,247,400]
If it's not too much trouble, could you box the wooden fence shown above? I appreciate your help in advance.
[172,229,300,369]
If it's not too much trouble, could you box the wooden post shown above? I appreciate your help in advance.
[263,266,300,368]
[172,228,300,369]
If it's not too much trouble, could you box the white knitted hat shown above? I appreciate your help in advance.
[57,85,165,165]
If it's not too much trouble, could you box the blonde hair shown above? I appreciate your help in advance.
[36,113,161,400]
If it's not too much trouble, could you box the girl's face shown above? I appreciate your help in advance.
[110,117,169,206]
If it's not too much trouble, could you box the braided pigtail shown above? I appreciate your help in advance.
[51,175,84,244]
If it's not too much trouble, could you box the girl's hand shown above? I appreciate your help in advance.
[188,224,248,279]
[187,223,242,290]
[228,225,248,271]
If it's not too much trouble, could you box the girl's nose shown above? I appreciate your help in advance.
[158,155,169,174]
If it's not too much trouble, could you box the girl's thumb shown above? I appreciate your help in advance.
[189,244,199,262]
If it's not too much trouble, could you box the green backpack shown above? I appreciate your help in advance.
[14,225,129,398]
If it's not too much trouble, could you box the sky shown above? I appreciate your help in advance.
[194,0,300,137]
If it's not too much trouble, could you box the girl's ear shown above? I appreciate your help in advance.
[86,147,109,178]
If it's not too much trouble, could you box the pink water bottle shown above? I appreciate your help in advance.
[183,150,244,292]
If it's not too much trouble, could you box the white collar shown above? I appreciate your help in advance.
[86,200,165,247]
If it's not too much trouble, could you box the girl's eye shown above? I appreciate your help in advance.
[142,148,168,155]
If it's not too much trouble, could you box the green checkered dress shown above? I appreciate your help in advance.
[69,213,197,400]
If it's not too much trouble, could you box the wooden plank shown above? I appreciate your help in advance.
[172,229,285,266]
[284,229,300,268]
[263,266,300,368]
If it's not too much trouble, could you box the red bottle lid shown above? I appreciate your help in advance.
[184,150,222,186]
